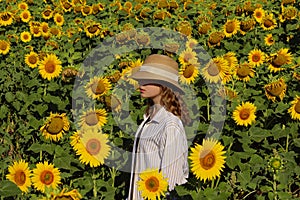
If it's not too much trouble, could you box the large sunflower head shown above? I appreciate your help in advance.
[0,40,10,55]
[268,48,292,73]
[234,62,255,82]
[223,18,240,38]
[20,10,31,23]
[179,63,199,85]
[232,102,256,127]
[264,34,275,46]
[85,76,112,100]
[202,56,229,83]
[261,13,277,30]
[6,160,31,193]
[178,48,198,66]
[75,129,111,167]
[31,161,61,193]
[137,168,168,200]
[189,138,226,182]
[38,53,62,80]
[176,20,192,36]
[40,113,70,141]
[20,31,32,43]
[264,78,287,102]
[79,108,107,131]
[25,51,39,68]
[253,8,265,23]
[288,95,300,120]
[248,49,265,67]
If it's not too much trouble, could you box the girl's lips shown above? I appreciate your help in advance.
[140,89,145,93]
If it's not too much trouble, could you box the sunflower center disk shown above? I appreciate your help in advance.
[29,55,37,64]
[239,109,250,120]
[207,63,220,76]
[294,100,300,114]
[0,43,7,50]
[86,139,101,155]
[46,117,64,134]
[267,85,284,96]
[264,19,274,28]
[200,152,215,170]
[237,66,251,78]
[88,25,99,34]
[14,170,26,185]
[40,170,54,185]
[145,176,159,192]
[252,54,261,62]
[272,54,287,67]
[91,81,105,95]
[45,61,56,73]
[85,112,99,126]
[183,65,194,78]
[226,22,235,33]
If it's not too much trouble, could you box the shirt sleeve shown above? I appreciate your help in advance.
[160,123,189,191]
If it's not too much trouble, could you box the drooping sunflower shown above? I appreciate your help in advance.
[268,48,292,73]
[264,34,275,46]
[239,18,256,35]
[253,8,265,23]
[232,102,257,127]
[92,3,104,15]
[38,54,62,80]
[189,138,226,182]
[234,62,255,82]
[248,49,265,67]
[288,95,300,120]
[31,161,61,193]
[29,21,41,37]
[279,6,298,22]
[178,48,198,66]
[0,40,11,55]
[261,13,277,30]
[85,76,112,100]
[49,25,62,38]
[20,10,31,23]
[20,31,31,43]
[222,52,238,69]
[40,113,70,141]
[75,129,111,167]
[53,13,64,26]
[18,2,29,10]
[179,63,199,85]
[0,12,14,26]
[79,108,108,131]
[198,22,212,35]
[176,20,192,36]
[6,160,31,193]
[208,31,225,47]
[50,188,82,200]
[137,168,168,200]
[264,78,287,102]
[25,51,39,68]
[202,56,229,83]
[223,18,240,38]
[218,87,238,100]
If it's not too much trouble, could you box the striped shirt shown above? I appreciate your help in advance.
[128,106,189,200]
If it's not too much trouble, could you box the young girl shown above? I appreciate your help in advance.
[128,54,190,199]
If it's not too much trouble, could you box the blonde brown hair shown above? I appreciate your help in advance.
[145,85,191,125]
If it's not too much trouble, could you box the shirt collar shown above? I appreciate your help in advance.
[143,106,167,124]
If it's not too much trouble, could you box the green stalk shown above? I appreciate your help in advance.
[92,169,97,198]
[207,97,210,121]
[285,134,289,152]
[211,179,214,189]
[273,173,278,200]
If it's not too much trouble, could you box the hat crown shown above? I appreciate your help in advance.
[143,54,178,71]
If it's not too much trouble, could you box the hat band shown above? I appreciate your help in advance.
[139,65,178,82]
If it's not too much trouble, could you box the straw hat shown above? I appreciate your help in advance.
[130,54,184,94]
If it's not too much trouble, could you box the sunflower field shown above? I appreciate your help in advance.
[1,0,300,199]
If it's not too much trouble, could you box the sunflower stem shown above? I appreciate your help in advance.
[285,134,289,152]
[92,169,97,198]
[40,150,42,161]
[207,97,210,121]
[273,173,278,200]
[211,179,214,189]
[214,176,220,189]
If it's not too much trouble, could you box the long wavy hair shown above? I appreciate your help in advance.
[145,85,191,126]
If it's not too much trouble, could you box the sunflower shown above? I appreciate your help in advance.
[31,161,61,193]
[84,20,102,38]
[6,160,31,193]
[18,2,29,10]
[248,49,265,67]
[103,94,122,112]
[75,129,111,167]
[179,63,199,85]
[0,11,13,26]
[218,87,238,100]
[261,13,277,30]
[185,37,198,49]
[29,21,41,37]
[40,113,70,141]
[222,52,238,70]
[288,96,300,120]
[20,31,31,43]
[79,108,108,131]
[85,77,112,100]
[253,8,265,23]
[38,54,62,80]
[53,13,64,26]
[178,48,198,65]
[269,156,284,171]
[264,34,275,46]
[279,6,298,22]
[20,10,31,23]
[137,168,168,200]
[25,51,39,68]
[240,18,256,35]
[0,40,10,55]
[81,5,92,16]
[49,26,62,38]
[70,131,82,151]
[50,188,82,200]
[40,22,50,38]
[235,62,255,82]
[92,3,104,14]
[208,31,225,47]
[60,0,73,12]
[268,48,292,73]
[223,18,240,38]
[232,102,256,127]
[189,138,226,182]
[198,22,212,35]
[42,6,53,20]
[176,21,192,36]
[264,78,287,102]
[202,56,229,83]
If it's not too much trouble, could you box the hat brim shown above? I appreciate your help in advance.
[130,71,184,94]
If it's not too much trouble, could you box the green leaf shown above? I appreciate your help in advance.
[0,180,22,197]
[0,105,9,119]
[5,92,14,103]
[28,143,55,154]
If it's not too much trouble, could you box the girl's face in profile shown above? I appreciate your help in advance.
[138,81,162,103]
